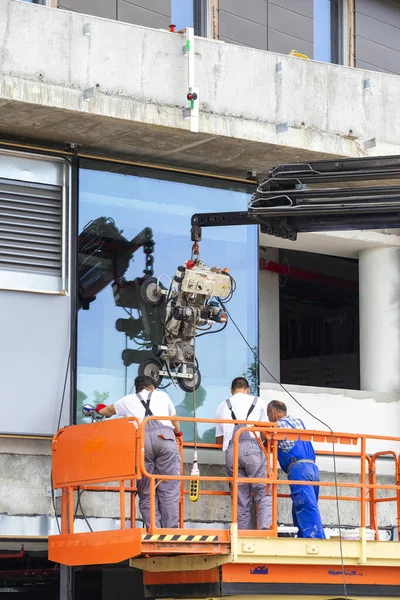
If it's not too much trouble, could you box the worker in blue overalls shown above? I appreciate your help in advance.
[267,400,325,539]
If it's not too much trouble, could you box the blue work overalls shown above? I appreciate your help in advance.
[277,418,325,539]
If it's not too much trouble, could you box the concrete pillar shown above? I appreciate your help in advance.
[259,247,280,383]
[359,247,400,392]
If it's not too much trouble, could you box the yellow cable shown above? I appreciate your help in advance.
[289,50,310,60]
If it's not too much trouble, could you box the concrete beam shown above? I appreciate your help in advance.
[260,229,400,259]
[2,0,400,176]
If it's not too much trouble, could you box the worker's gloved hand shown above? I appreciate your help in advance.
[174,431,183,447]
[95,403,107,414]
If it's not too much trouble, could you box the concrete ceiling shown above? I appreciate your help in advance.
[0,100,339,180]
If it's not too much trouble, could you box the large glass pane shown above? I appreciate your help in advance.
[77,164,258,442]
[314,0,332,63]
[171,0,194,30]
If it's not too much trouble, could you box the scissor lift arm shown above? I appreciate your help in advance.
[191,155,400,241]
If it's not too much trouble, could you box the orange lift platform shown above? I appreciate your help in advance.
[49,416,400,599]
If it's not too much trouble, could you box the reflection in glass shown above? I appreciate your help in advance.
[77,165,258,442]
[314,0,332,63]
[171,0,194,30]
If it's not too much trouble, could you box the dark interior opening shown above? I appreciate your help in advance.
[279,250,360,390]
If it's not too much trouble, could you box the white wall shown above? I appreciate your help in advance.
[261,382,400,475]
[0,291,71,434]
[0,151,71,435]
[359,247,400,392]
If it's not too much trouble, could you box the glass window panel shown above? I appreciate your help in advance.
[314,0,332,63]
[77,164,258,443]
[171,0,194,30]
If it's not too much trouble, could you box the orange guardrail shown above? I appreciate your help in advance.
[50,416,400,564]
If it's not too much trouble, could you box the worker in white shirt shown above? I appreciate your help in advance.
[215,377,272,530]
[95,375,182,529]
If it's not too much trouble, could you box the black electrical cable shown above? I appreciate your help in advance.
[50,468,61,535]
[219,299,348,600]
[52,150,81,536]
[195,319,228,338]
[122,306,134,318]
[57,239,84,430]
[196,324,213,331]
[57,350,71,432]
[218,273,236,303]
[74,487,93,532]
[51,308,76,534]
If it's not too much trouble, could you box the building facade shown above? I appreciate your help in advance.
[0,0,400,597]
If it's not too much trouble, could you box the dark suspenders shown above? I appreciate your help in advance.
[226,396,258,421]
[137,391,153,417]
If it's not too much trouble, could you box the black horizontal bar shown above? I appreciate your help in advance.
[254,185,400,202]
[191,211,255,227]
[289,216,400,233]
[270,155,400,184]
[250,202,400,218]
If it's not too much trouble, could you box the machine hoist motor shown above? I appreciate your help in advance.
[143,255,232,393]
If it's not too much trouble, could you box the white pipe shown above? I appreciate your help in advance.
[359,247,400,392]
[185,27,199,133]
[187,27,195,89]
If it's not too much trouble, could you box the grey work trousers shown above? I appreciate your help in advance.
[225,439,272,530]
[138,425,181,529]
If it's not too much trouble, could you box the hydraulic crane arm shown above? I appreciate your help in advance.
[191,155,400,242]
[78,217,155,309]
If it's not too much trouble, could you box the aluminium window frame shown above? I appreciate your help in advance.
[194,0,209,38]
[313,0,346,65]
[194,0,221,40]
[20,0,52,5]
[330,0,346,65]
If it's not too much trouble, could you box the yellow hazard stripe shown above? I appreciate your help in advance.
[142,534,217,542]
